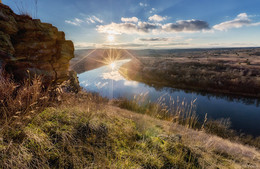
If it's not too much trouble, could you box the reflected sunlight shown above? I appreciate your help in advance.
[110,62,116,69]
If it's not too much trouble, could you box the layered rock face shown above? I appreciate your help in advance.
[0,4,74,85]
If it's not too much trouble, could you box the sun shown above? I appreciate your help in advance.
[107,35,115,42]
[110,62,116,69]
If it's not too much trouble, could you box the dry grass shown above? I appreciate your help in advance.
[13,0,39,18]
[0,91,201,168]
[110,106,260,168]
[0,70,50,127]
[0,71,260,168]
[116,94,260,149]
[115,94,198,129]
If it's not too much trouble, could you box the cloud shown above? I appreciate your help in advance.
[139,37,170,41]
[121,17,139,23]
[149,8,156,14]
[102,43,148,48]
[162,20,210,32]
[97,19,210,34]
[97,22,138,35]
[86,15,103,24]
[65,18,83,26]
[97,22,160,35]
[74,42,143,49]
[138,22,160,31]
[74,42,98,49]
[149,14,167,22]
[139,2,148,7]
[65,16,103,26]
[103,42,188,48]
[151,42,189,47]
[213,13,260,31]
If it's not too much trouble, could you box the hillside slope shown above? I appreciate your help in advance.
[1,91,259,168]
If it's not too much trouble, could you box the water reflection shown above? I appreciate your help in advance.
[78,59,260,136]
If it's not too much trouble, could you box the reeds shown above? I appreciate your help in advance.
[116,93,199,129]
[117,93,260,149]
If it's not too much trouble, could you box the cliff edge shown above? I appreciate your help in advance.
[0,4,75,85]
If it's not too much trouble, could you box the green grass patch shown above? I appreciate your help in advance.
[0,105,201,168]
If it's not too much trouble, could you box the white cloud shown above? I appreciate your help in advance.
[139,37,170,42]
[65,16,103,26]
[97,22,137,35]
[139,2,148,7]
[65,18,83,26]
[96,22,160,35]
[213,13,260,31]
[86,15,103,24]
[149,14,167,22]
[101,43,149,48]
[121,17,139,23]
[74,42,98,49]
[93,16,103,23]
[149,8,156,14]
[97,18,210,35]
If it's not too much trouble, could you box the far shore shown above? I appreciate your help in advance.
[119,48,260,98]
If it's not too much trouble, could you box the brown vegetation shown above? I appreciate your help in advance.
[120,48,260,98]
[0,71,260,168]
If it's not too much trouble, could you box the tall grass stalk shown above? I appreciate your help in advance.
[0,70,50,126]
[116,93,199,129]
[14,0,39,18]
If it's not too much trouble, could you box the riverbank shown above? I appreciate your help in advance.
[1,73,260,168]
[119,48,260,98]
[0,71,260,168]
[1,92,260,168]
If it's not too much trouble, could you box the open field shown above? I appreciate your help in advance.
[119,47,260,98]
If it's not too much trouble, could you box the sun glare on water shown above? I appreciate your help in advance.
[107,35,115,42]
[110,62,116,69]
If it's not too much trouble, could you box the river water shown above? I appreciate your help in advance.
[78,59,260,136]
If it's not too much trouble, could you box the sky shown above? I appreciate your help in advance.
[3,0,260,49]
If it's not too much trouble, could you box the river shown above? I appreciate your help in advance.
[78,59,260,136]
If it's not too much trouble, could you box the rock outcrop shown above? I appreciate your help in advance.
[0,4,74,85]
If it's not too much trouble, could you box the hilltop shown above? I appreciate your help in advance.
[1,4,260,169]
